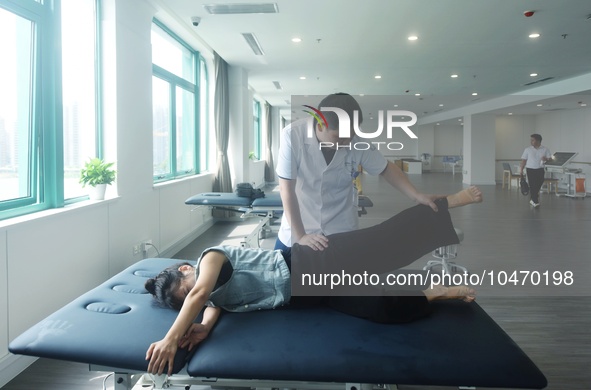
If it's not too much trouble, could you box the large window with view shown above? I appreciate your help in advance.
[0,6,35,207]
[62,0,99,200]
[0,0,99,221]
[151,20,202,181]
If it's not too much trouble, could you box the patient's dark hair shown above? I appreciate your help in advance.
[530,133,542,142]
[145,262,192,310]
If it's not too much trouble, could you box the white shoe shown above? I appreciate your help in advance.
[529,200,540,208]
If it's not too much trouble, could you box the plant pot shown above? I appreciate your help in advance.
[88,184,107,200]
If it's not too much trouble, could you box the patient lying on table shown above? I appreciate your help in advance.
[145,187,483,376]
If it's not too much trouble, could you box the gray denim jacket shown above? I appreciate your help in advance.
[195,245,291,312]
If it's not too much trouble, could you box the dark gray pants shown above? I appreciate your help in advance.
[289,198,459,323]
[527,168,545,203]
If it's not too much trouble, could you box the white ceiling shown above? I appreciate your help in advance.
[154,0,591,123]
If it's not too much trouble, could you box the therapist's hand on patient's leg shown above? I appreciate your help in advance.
[146,338,177,376]
[414,193,443,212]
[298,233,329,251]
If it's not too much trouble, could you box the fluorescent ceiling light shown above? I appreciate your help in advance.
[242,33,265,55]
[204,3,279,14]
[529,33,540,38]
[408,35,418,41]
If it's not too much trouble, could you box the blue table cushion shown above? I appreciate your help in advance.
[185,193,254,207]
[188,302,547,389]
[9,258,193,374]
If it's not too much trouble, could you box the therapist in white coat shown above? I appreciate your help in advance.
[275,93,439,253]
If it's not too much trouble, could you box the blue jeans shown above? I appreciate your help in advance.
[274,238,292,268]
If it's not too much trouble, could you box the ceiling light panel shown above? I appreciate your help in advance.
[204,3,279,14]
[242,33,265,55]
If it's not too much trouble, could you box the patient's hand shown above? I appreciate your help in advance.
[146,338,177,376]
[179,323,210,351]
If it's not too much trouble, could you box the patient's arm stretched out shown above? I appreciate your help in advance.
[145,251,226,376]
[145,186,482,376]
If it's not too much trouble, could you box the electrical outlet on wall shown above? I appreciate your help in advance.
[142,239,153,256]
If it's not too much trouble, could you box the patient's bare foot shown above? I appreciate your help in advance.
[447,186,483,209]
[423,285,476,303]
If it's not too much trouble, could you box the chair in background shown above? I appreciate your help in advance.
[442,156,462,176]
[541,177,559,194]
[502,163,521,190]
[423,228,468,275]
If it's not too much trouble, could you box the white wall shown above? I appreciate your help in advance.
[250,160,266,188]
[431,124,463,172]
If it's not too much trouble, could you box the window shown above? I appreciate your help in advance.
[151,20,203,181]
[199,58,211,172]
[253,99,261,160]
[0,6,36,208]
[0,0,99,220]
[61,0,99,200]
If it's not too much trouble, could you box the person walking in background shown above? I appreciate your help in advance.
[519,134,551,208]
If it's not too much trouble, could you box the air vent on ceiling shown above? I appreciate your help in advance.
[242,33,264,55]
[204,3,279,14]
[524,77,554,86]
[542,108,566,112]
[272,81,283,90]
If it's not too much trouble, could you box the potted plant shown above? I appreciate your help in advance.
[248,151,259,161]
[80,158,116,200]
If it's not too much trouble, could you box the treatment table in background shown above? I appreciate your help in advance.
[185,192,374,247]
[9,258,547,390]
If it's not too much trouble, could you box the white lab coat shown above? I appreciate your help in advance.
[276,119,388,246]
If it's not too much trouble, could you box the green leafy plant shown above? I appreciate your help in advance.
[248,151,259,161]
[79,158,116,187]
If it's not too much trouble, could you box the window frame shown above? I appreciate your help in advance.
[0,0,101,221]
[253,99,262,161]
[0,0,60,219]
[151,19,201,183]
[199,57,210,172]
[62,0,102,203]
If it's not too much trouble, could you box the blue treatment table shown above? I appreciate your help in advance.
[185,192,374,247]
[185,192,373,214]
[9,258,547,390]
